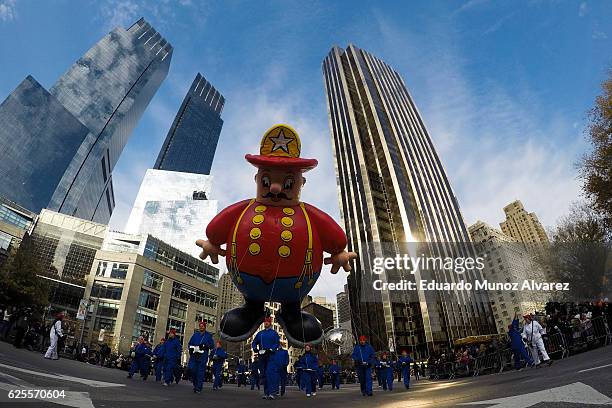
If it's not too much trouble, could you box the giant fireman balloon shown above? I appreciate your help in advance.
[196,124,357,346]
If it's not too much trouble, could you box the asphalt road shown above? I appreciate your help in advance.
[0,341,610,408]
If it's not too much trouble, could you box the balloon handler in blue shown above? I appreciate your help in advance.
[236,359,248,387]
[196,124,357,347]
[329,359,341,389]
[273,346,289,396]
[127,336,152,380]
[152,337,165,382]
[188,321,214,393]
[249,356,261,390]
[509,312,535,370]
[252,315,281,400]
[379,352,394,391]
[298,344,319,397]
[210,340,227,390]
[163,328,182,386]
[352,335,375,397]
[397,350,412,389]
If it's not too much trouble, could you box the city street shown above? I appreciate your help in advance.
[0,342,610,408]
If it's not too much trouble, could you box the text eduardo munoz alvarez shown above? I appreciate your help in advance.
[370,254,570,292]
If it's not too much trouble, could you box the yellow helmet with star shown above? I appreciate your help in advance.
[245,124,318,172]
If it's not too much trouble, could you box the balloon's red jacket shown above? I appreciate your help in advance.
[205,199,347,299]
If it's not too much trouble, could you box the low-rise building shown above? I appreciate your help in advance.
[82,231,219,362]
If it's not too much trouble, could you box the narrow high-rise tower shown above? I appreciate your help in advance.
[154,73,224,175]
[322,45,494,355]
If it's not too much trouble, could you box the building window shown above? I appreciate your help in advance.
[194,310,216,329]
[91,283,123,300]
[172,282,217,309]
[96,301,119,318]
[169,299,187,319]
[133,308,157,342]
[166,318,186,343]
[138,290,160,311]
[0,231,13,251]
[95,262,128,279]
[94,317,115,331]
[143,269,163,291]
[0,203,32,230]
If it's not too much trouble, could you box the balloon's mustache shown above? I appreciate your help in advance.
[263,192,290,201]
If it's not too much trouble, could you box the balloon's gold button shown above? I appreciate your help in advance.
[281,217,293,228]
[283,207,295,215]
[255,205,267,213]
[278,245,291,258]
[280,230,293,242]
[252,214,264,225]
[248,243,261,255]
[250,228,262,239]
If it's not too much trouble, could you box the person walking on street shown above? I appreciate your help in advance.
[522,313,553,367]
[351,335,375,397]
[44,312,65,360]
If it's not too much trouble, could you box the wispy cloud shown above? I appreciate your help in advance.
[579,2,588,17]
[483,11,517,35]
[0,0,17,22]
[96,0,209,32]
[455,0,490,14]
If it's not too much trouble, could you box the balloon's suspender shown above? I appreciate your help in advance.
[294,202,314,289]
[229,199,255,285]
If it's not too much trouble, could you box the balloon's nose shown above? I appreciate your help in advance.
[270,183,282,194]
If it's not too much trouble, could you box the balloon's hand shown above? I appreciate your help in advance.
[324,251,358,274]
[195,239,226,264]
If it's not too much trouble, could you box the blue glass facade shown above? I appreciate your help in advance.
[0,76,92,213]
[154,73,224,175]
[49,18,173,223]
[0,18,172,224]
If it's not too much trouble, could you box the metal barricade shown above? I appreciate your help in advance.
[591,316,612,346]
[544,332,569,359]
[472,353,499,377]
[498,349,514,372]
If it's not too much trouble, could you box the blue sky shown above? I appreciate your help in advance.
[1,0,610,300]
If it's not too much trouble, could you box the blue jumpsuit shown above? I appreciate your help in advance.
[188,330,214,392]
[352,343,375,396]
[294,360,304,390]
[128,343,152,379]
[375,358,384,388]
[380,359,394,391]
[250,360,261,390]
[298,351,318,395]
[329,363,341,389]
[210,346,227,389]
[251,327,280,397]
[163,337,182,385]
[317,366,325,389]
[509,318,534,369]
[153,342,165,381]
[274,348,289,395]
[237,363,247,387]
[397,356,412,389]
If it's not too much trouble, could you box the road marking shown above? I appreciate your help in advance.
[0,363,124,388]
[0,371,95,408]
[579,363,612,373]
[459,382,612,408]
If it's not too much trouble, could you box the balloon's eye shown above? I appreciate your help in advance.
[283,177,294,190]
[262,176,270,188]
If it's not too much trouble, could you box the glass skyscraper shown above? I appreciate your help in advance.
[154,73,224,175]
[322,45,494,355]
[0,18,172,224]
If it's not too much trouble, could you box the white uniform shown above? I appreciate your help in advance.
[522,320,550,364]
[44,320,63,360]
